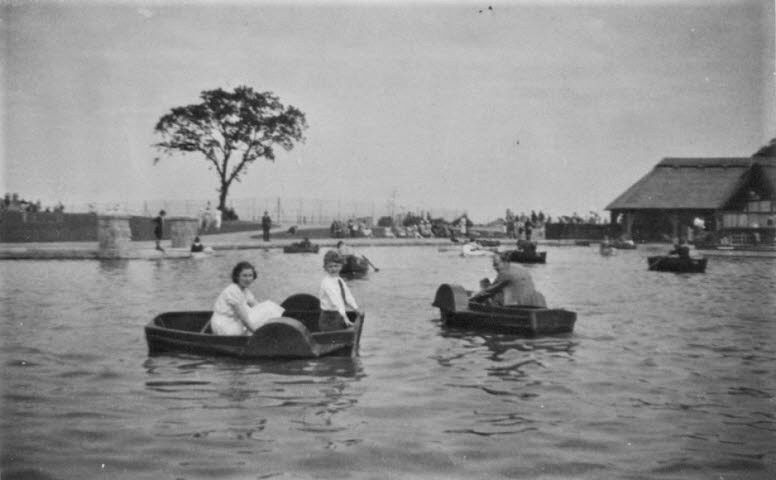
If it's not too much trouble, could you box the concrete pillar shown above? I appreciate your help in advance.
[97,215,132,258]
[167,216,199,248]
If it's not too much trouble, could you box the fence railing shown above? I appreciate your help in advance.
[60,196,467,227]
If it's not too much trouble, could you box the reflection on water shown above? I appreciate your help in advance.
[1,247,775,479]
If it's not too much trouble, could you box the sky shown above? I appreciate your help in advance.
[2,0,774,222]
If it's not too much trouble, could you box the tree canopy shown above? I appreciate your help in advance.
[153,86,308,211]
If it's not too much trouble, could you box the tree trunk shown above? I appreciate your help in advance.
[218,181,230,212]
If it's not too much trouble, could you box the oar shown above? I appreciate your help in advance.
[362,255,380,272]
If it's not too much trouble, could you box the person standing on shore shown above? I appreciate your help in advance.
[152,210,166,252]
[261,210,272,242]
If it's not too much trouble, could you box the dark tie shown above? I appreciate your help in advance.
[338,278,348,305]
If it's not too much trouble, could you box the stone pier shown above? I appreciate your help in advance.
[167,216,199,248]
[97,215,132,258]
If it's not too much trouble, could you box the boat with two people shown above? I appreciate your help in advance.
[145,293,365,359]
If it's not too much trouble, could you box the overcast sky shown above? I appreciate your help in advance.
[2,0,774,221]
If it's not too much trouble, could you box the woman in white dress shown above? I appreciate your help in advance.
[210,261,260,335]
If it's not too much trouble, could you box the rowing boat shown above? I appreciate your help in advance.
[145,293,364,359]
[647,256,707,273]
[431,283,576,335]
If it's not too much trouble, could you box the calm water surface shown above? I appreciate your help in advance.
[1,245,775,479]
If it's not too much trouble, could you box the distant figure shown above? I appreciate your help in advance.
[200,201,212,232]
[261,210,272,242]
[318,250,361,331]
[336,240,354,256]
[152,210,166,252]
[190,236,204,253]
[213,208,222,230]
[471,254,547,307]
[299,237,312,248]
[517,239,537,255]
[600,235,614,256]
[668,238,691,259]
[459,216,468,236]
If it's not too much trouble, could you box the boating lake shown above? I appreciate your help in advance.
[1,244,774,479]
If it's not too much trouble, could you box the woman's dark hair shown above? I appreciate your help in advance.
[231,261,257,283]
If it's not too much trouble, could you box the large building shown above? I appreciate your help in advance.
[605,157,776,245]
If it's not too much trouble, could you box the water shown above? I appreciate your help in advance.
[1,245,774,479]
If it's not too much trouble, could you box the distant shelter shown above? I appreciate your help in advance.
[606,157,776,245]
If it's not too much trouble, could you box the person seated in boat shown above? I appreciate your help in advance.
[299,237,312,248]
[471,254,547,307]
[516,239,537,255]
[190,236,205,253]
[210,261,262,335]
[318,250,362,331]
[336,240,354,256]
[668,238,691,259]
[337,240,379,271]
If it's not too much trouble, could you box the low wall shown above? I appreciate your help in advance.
[0,211,263,243]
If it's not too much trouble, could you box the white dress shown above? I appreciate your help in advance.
[210,284,257,335]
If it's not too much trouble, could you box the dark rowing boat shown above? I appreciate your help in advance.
[340,254,370,276]
[501,250,547,264]
[431,283,576,335]
[647,256,707,273]
[282,242,320,254]
[145,293,364,359]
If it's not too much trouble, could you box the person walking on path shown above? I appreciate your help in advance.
[261,211,272,242]
[152,210,166,252]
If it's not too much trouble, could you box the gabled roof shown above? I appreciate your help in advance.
[606,157,757,210]
[759,160,776,192]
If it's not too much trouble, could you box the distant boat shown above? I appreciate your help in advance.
[501,249,547,264]
[282,242,320,254]
[611,239,637,250]
[647,256,707,273]
[461,242,492,257]
[340,254,370,276]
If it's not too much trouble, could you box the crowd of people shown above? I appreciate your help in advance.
[2,193,64,214]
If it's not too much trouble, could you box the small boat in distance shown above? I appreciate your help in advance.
[611,239,637,249]
[501,249,547,264]
[461,242,493,257]
[647,256,707,273]
[340,254,370,276]
[145,293,364,359]
[431,283,576,335]
[282,240,320,254]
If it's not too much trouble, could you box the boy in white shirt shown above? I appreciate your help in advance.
[318,250,361,331]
